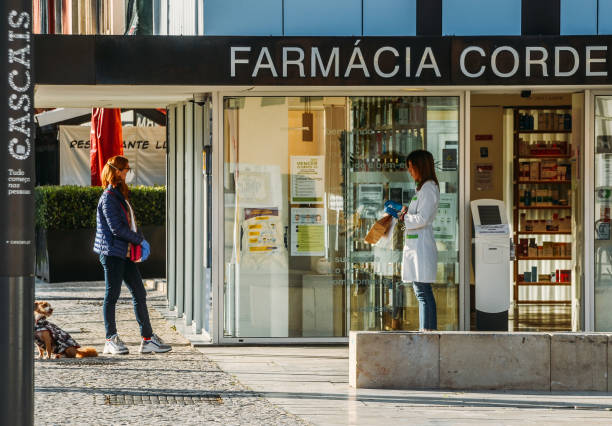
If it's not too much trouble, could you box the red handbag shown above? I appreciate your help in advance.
[128,242,143,263]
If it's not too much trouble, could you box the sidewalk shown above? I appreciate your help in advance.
[199,345,612,424]
[34,280,303,425]
[35,280,612,425]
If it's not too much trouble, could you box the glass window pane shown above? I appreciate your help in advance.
[595,96,612,330]
[223,96,348,337]
[346,96,460,331]
[223,95,460,338]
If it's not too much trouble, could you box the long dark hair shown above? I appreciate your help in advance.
[407,150,439,191]
[101,155,130,199]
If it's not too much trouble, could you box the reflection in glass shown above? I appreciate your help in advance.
[223,97,348,338]
[595,96,612,330]
[346,97,460,331]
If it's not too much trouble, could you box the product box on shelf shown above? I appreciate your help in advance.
[541,160,558,180]
[529,162,540,180]
[543,241,554,257]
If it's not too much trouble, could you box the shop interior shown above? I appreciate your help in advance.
[222,95,460,338]
[470,92,584,332]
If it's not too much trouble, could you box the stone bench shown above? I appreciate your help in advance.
[349,331,610,391]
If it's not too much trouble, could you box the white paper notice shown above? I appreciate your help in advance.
[291,156,324,204]
[291,208,325,256]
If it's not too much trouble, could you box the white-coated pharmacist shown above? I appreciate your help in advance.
[386,149,440,330]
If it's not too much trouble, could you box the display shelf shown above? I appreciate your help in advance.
[516,154,572,159]
[517,281,571,286]
[516,205,571,210]
[515,130,572,134]
[517,256,572,260]
[517,231,572,235]
[512,106,575,310]
[516,180,571,184]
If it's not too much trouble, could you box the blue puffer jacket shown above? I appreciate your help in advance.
[93,185,143,258]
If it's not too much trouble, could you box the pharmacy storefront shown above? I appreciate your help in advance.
[35,35,612,343]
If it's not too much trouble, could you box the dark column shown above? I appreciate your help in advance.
[417,0,442,36]
[522,0,560,35]
[1,1,35,425]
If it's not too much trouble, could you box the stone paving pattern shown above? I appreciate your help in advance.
[34,281,305,425]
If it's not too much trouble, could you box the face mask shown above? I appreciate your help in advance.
[125,169,135,184]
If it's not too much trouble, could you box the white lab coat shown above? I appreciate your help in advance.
[401,180,440,283]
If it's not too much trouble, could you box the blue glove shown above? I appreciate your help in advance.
[384,200,403,211]
[384,205,399,218]
[141,239,150,262]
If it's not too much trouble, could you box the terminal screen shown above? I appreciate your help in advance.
[478,205,502,225]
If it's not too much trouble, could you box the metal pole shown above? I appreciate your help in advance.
[1,1,35,425]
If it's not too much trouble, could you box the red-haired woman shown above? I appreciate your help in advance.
[93,155,171,354]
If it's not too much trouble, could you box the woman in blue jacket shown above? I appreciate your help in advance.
[94,155,171,355]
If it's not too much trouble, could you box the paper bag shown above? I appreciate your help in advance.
[364,214,393,245]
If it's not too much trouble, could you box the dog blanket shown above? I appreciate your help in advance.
[35,316,80,354]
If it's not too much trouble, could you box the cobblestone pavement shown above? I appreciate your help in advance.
[34,280,306,426]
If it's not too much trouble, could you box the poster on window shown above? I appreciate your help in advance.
[290,156,324,203]
[236,164,282,208]
[291,208,325,256]
[434,193,457,241]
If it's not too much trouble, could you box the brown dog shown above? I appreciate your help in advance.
[34,301,98,359]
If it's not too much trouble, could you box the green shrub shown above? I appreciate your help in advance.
[35,185,166,230]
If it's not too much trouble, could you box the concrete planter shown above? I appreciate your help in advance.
[36,225,165,282]
[350,331,612,391]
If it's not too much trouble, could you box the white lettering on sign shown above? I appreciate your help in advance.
[491,46,519,78]
[230,46,250,77]
[460,46,486,78]
[231,43,445,80]
[282,47,305,77]
[525,46,548,77]
[229,42,612,81]
[555,46,579,77]
[311,47,339,77]
[252,47,277,77]
[344,40,370,78]
[586,46,608,77]
[7,9,33,175]
[458,44,609,79]
[373,46,399,78]
[415,47,441,78]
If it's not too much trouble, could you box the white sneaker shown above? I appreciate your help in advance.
[139,333,172,354]
[103,334,129,355]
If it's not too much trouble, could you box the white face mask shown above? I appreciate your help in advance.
[125,169,135,184]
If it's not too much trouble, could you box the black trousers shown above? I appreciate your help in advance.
[100,254,153,339]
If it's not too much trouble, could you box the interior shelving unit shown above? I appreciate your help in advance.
[512,106,573,307]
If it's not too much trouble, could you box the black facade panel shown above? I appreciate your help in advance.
[522,0,560,35]
[33,35,612,87]
[33,35,95,84]
[417,0,442,36]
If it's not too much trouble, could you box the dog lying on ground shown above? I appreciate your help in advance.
[34,301,98,359]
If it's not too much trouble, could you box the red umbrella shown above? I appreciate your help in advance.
[90,108,124,186]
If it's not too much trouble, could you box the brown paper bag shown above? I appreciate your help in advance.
[364,214,393,245]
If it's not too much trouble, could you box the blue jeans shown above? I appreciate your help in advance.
[412,282,437,330]
[100,254,153,339]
